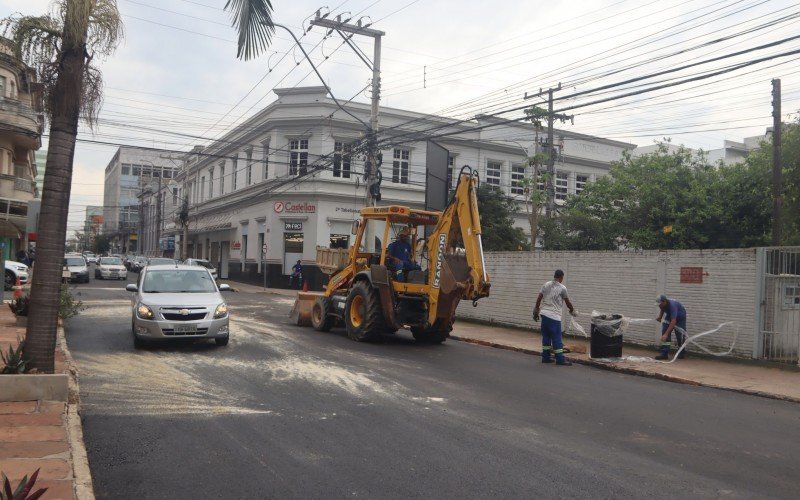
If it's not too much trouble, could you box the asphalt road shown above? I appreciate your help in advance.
[65,272,800,499]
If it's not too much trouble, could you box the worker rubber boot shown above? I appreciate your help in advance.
[542,346,553,363]
[655,344,671,361]
[554,349,571,366]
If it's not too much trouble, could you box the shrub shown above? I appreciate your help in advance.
[9,296,29,317]
[0,468,47,499]
[59,285,86,320]
[1,336,26,374]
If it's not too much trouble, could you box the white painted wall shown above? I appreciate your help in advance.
[457,249,757,357]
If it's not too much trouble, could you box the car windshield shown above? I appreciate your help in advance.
[100,257,121,265]
[64,257,85,266]
[142,270,216,293]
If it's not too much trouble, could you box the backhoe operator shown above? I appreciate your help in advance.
[387,228,420,282]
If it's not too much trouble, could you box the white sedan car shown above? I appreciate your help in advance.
[95,256,127,280]
[4,260,29,290]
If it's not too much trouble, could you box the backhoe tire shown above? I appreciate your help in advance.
[411,319,451,344]
[311,296,334,332]
[344,281,384,342]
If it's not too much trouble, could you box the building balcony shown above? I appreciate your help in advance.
[0,175,35,201]
[0,99,43,148]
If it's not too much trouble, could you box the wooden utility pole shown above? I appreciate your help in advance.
[772,78,782,246]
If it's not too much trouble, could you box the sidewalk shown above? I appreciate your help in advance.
[231,282,800,404]
[0,303,90,499]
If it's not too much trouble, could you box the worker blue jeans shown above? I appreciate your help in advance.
[541,315,566,363]
[391,261,421,282]
[660,317,687,357]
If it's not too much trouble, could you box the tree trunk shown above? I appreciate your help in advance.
[529,207,539,251]
[24,1,90,373]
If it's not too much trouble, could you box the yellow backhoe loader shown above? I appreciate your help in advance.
[291,166,491,343]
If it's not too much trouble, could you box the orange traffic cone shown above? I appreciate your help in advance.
[13,276,23,300]
[302,280,309,292]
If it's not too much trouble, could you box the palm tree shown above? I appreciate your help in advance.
[4,0,273,373]
[3,0,123,373]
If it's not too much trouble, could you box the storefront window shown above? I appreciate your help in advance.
[283,232,303,274]
[330,234,349,249]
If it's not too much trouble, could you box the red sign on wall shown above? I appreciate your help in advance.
[231,241,241,250]
[680,267,704,284]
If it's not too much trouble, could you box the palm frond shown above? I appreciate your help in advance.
[225,0,274,61]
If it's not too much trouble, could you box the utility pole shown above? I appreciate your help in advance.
[310,13,384,250]
[524,84,573,218]
[771,78,782,246]
[155,173,162,257]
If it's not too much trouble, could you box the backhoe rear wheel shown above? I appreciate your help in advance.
[411,319,451,344]
[311,296,334,332]
[344,281,384,342]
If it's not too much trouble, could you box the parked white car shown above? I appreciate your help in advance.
[95,256,128,280]
[183,258,218,280]
[84,252,98,264]
[4,260,29,290]
[64,254,90,283]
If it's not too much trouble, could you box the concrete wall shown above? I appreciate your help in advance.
[457,249,757,357]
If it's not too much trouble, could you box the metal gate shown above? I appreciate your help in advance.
[755,247,800,364]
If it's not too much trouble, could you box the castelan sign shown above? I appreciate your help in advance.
[273,201,316,214]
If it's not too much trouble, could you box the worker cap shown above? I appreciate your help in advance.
[656,294,668,304]
[399,228,410,236]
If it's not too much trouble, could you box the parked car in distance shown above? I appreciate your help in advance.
[126,264,231,348]
[84,252,98,264]
[130,256,148,273]
[64,254,90,283]
[95,256,128,280]
[4,260,29,290]
[183,258,218,280]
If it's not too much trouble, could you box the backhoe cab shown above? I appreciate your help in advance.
[297,167,490,343]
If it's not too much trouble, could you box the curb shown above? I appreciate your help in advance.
[449,335,800,405]
[58,326,96,500]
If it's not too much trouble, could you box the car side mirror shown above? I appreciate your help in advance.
[125,284,138,292]
[218,284,231,292]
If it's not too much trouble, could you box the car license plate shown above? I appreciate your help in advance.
[174,324,197,333]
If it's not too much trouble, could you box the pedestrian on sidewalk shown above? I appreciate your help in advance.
[533,269,577,366]
[656,295,687,360]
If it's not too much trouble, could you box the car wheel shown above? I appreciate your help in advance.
[215,337,229,346]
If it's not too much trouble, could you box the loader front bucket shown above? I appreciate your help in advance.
[289,291,323,326]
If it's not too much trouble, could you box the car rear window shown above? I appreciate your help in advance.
[142,270,216,293]
[100,257,122,265]
[64,257,85,266]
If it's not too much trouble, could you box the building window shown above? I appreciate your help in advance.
[784,286,800,310]
[172,187,178,206]
[246,148,253,185]
[121,164,131,175]
[333,141,352,178]
[555,171,569,201]
[163,169,172,179]
[200,176,205,202]
[447,155,455,188]
[392,148,409,184]
[290,139,308,176]
[511,164,526,195]
[575,174,589,195]
[209,169,214,198]
[262,140,269,180]
[242,234,248,261]
[219,162,225,195]
[330,234,349,249]
[132,165,141,176]
[486,160,501,186]
[0,76,5,98]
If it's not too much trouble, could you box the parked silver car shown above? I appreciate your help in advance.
[126,264,231,348]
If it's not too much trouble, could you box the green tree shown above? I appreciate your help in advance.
[92,234,110,255]
[552,143,775,250]
[476,183,528,251]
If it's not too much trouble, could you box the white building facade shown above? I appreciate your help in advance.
[168,87,633,288]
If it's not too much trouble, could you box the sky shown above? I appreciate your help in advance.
[1,0,799,236]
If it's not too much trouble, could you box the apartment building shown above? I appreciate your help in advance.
[102,146,178,253]
[160,86,632,288]
[0,36,43,261]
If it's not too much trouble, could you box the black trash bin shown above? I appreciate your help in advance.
[590,314,623,358]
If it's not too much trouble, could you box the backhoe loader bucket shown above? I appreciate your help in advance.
[435,254,470,321]
[290,291,323,326]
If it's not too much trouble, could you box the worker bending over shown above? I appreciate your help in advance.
[656,295,687,360]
